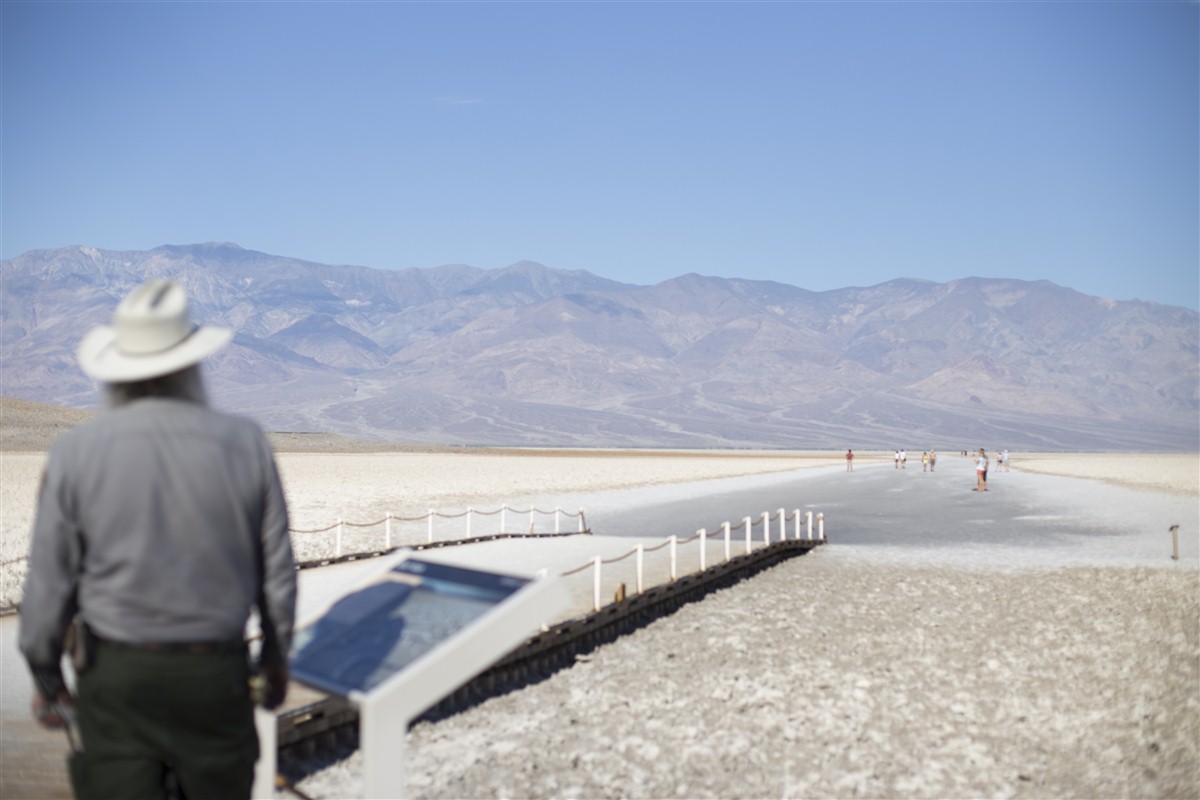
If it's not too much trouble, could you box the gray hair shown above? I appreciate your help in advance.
[104,364,209,409]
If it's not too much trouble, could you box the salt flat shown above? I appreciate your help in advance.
[2,446,1196,799]
[276,451,1198,800]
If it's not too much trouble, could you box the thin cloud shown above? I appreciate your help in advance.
[433,96,484,106]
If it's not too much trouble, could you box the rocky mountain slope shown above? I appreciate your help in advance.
[3,243,1196,450]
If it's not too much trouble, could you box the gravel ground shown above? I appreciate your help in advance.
[296,549,1198,800]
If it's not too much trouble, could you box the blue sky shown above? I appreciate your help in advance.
[3,1,1197,309]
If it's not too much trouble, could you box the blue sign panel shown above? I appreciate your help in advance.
[291,558,531,697]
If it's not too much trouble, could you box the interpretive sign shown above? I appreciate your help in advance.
[281,551,568,799]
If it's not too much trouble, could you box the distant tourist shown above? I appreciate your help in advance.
[922,451,929,472]
[1001,448,1011,472]
[19,280,296,799]
[846,449,854,472]
[900,449,907,468]
[929,449,937,472]
[895,449,901,469]
[974,448,989,491]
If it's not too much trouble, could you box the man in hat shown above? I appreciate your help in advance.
[20,279,296,799]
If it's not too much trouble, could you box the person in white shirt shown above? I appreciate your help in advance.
[975,448,989,491]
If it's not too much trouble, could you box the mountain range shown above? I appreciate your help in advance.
[3,242,1197,451]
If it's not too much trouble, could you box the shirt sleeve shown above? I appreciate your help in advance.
[255,437,296,668]
[18,447,83,696]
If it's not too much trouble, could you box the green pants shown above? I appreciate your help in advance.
[74,642,258,800]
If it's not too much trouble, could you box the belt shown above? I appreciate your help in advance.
[98,637,246,655]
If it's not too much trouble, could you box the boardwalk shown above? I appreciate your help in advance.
[1,717,72,800]
[2,511,803,798]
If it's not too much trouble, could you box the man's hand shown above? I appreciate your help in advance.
[259,663,289,710]
[32,690,73,730]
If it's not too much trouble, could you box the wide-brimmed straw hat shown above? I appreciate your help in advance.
[77,280,233,383]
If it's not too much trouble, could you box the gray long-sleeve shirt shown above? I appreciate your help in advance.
[19,398,296,693]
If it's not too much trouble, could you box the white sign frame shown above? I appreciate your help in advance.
[267,550,567,799]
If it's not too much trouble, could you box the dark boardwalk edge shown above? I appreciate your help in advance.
[276,538,824,783]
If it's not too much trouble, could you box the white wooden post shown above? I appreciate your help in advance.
[466,507,473,539]
[763,511,770,545]
[336,519,343,556]
[723,521,731,562]
[578,507,586,532]
[555,507,562,534]
[385,513,392,549]
[529,508,535,533]
[806,510,814,540]
[698,529,707,571]
[669,535,678,581]
[593,556,602,612]
[501,505,507,535]
[793,509,801,540]
[778,508,786,540]
[818,512,825,540]
[636,543,645,594]
[744,517,752,554]
[251,708,277,799]
[427,510,434,544]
